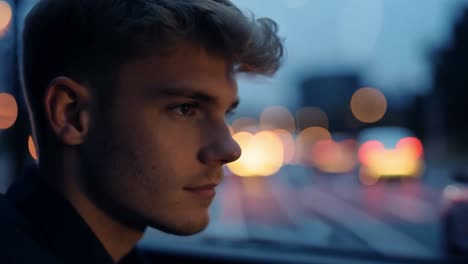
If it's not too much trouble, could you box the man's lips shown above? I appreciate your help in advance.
[183,184,218,198]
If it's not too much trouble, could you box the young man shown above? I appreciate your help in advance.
[0,0,284,263]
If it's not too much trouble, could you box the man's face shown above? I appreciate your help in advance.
[82,44,241,235]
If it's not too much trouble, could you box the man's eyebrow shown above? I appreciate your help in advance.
[156,85,240,110]
[157,86,215,103]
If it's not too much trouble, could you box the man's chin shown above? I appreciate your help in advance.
[156,224,208,236]
[151,215,210,236]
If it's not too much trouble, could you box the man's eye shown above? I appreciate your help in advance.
[225,109,236,121]
[226,109,236,117]
[172,103,199,117]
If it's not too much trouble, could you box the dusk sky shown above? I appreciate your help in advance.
[232,0,467,113]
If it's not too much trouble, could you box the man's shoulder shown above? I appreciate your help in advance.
[0,193,61,264]
[0,193,29,229]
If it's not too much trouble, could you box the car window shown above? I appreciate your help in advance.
[1,0,468,263]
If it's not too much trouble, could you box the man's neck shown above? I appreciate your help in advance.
[45,166,144,263]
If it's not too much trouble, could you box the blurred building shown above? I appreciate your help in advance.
[299,73,361,132]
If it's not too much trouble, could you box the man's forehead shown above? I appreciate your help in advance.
[118,43,239,100]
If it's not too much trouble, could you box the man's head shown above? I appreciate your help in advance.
[21,0,283,235]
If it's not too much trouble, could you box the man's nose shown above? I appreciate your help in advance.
[198,124,242,166]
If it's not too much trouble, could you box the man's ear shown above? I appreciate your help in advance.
[44,76,91,146]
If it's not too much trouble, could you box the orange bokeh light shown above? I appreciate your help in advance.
[28,135,38,161]
[311,139,357,173]
[396,137,424,159]
[0,93,18,129]
[295,126,331,165]
[0,1,12,36]
[228,131,284,177]
[272,129,295,165]
[358,140,384,165]
[350,87,387,123]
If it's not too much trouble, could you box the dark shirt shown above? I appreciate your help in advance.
[0,166,147,264]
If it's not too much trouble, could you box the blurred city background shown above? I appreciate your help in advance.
[2,0,468,263]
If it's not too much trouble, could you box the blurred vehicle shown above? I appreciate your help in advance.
[357,127,425,183]
[441,181,468,256]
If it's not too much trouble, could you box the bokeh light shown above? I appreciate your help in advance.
[294,126,331,165]
[227,131,284,177]
[0,1,12,36]
[231,117,258,133]
[28,135,38,161]
[260,106,295,132]
[296,107,329,130]
[358,139,424,178]
[271,129,295,165]
[0,93,18,129]
[396,137,424,159]
[358,140,384,165]
[311,139,357,173]
[350,87,387,123]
